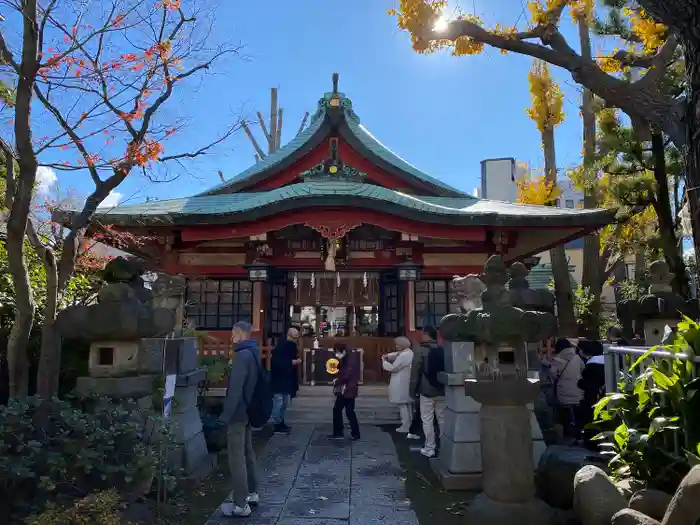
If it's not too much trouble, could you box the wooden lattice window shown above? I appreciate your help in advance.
[383,281,400,336]
[415,280,454,330]
[186,279,253,330]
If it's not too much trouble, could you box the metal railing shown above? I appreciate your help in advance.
[603,344,700,456]
[603,344,700,394]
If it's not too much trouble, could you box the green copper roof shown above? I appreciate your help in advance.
[527,263,577,290]
[199,90,468,197]
[76,181,615,228]
[199,111,326,196]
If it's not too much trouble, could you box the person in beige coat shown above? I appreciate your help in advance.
[382,336,415,433]
[551,338,585,444]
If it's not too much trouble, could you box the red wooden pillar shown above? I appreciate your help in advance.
[252,281,264,343]
[404,280,420,344]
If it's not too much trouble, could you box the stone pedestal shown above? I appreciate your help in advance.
[433,341,482,489]
[463,378,555,525]
[433,341,546,490]
[75,373,157,409]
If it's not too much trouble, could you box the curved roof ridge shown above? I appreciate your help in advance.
[196,113,326,196]
[196,84,473,198]
[80,181,614,227]
[349,119,468,197]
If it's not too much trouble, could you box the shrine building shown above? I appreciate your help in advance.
[64,75,615,383]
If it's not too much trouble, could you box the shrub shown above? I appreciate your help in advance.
[27,490,125,525]
[0,396,155,522]
[592,317,700,493]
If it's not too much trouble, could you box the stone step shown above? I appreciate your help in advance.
[286,410,399,419]
[284,416,400,425]
[287,400,396,409]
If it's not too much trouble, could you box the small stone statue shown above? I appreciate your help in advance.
[451,274,487,313]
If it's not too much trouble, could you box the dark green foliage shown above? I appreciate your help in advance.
[0,397,155,523]
[591,318,700,493]
[27,490,124,525]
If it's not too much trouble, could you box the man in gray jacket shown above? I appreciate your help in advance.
[218,321,260,518]
[409,326,446,458]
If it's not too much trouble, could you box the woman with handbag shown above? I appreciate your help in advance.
[329,343,361,441]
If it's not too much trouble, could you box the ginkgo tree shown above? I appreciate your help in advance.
[518,60,577,336]
[0,0,241,398]
[389,0,700,272]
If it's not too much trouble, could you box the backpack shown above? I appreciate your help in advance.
[245,350,273,429]
[423,344,445,391]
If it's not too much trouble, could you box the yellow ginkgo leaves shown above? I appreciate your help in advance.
[526,61,564,133]
[516,175,561,206]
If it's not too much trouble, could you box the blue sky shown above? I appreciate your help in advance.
[39,0,591,207]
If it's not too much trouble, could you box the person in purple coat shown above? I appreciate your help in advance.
[329,343,361,441]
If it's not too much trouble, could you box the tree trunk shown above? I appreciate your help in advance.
[650,131,689,296]
[4,1,40,398]
[542,127,577,336]
[35,250,59,399]
[5,225,33,398]
[578,20,602,338]
[634,250,646,282]
[684,31,700,297]
[637,0,700,298]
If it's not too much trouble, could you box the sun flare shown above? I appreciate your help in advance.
[433,16,449,33]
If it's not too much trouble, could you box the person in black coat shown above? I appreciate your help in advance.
[270,328,301,434]
[577,340,606,448]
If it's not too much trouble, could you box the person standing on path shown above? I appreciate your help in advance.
[551,338,585,445]
[330,343,361,441]
[409,326,446,458]
[270,327,302,435]
[217,321,261,518]
[382,336,415,434]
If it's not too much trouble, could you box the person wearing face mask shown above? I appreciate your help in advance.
[216,321,261,518]
[329,343,361,441]
[270,327,302,435]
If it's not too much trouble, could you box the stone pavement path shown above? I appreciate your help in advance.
[204,424,419,525]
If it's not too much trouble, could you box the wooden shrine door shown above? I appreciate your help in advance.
[265,269,288,346]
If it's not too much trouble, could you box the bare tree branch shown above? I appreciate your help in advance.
[159,121,242,162]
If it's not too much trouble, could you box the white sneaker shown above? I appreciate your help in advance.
[419,447,436,458]
[396,427,409,434]
[246,493,260,506]
[220,502,252,517]
[406,433,421,440]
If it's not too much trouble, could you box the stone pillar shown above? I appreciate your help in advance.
[142,337,213,478]
[432,340,482,489]
[465,378,553,524]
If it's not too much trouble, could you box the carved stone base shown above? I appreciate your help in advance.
[431,458,482,490]
[464,492,555,525]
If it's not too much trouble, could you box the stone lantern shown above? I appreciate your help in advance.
[56,258,177,387]
[439,255,556,524]
[635,260,697,346]
[55,257,211,477]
